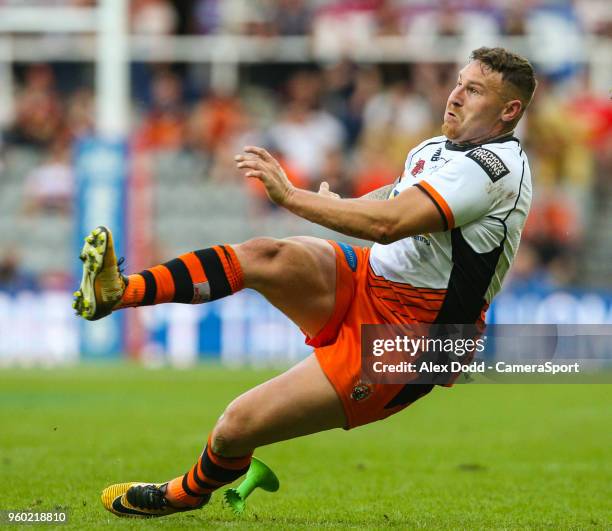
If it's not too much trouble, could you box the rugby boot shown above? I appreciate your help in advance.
[73,226,126,321]
[101,482,210,518]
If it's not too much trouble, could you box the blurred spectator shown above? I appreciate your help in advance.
[268,70,345,186]
[136,69,187,150]
[566,72,612,203]
[352,143,397,198]
[23,141,74,216]
[204,89,275,196]
[323,62,382,148]
[522,191,581,269]
[312,4,380,59]
[189,0,280,36]
[404,2,499,49]
[373,0,402,37]
[575,0,612,37]
[412,63,455,124]
[188,90,245,154]
[519,78,594,279]
[504,241,557,292]
[191,0,222,35]
[319,148,353,198]
[273,0,313,36]
[567,73,612,152]
[360,79,434,171]
[524,77,594,197]
[500,2,528,36]
[322,60,358,142]
[0,250,38,294]
[131,0,178,35]
[6,64,64,149]
[533,85,589,168]
[437,5,463,38]
[65,88,95,140]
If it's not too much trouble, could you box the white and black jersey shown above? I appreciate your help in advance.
[369,133,532,324]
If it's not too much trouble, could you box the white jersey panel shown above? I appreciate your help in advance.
[369,134,532,306]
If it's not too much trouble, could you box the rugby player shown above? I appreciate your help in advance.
[73,47,536,517]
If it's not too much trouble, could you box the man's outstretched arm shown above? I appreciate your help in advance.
[235,146,444,244]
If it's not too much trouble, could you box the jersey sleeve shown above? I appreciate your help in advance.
[414,147,512,230]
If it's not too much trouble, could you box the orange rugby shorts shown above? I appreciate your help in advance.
[308,242,435,430]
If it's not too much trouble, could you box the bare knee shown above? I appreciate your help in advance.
[237,237,287,263]
[211,399,256,457]
[234,237,293,287]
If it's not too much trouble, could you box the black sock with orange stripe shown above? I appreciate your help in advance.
[118,245,243,308]
[165,435,252,507]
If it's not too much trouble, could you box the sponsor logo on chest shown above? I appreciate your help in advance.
[466,147,510,182]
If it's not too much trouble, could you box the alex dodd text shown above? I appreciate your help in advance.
[370,360,581,374]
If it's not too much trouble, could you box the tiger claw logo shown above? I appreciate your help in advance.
[351,382,373,401]
[411,159,426,176]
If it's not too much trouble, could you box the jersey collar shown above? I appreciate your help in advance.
[444,132,519,152]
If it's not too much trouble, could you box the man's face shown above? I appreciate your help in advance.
[442,61,510,144]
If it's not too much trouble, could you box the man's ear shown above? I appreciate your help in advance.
[501,99,522,123]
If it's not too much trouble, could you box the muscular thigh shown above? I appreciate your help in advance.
[234,237,336,337]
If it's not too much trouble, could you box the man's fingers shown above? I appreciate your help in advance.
[245,171,264,179]
[236,160,262,170]
[235,153,259,163]
[244,146,274,162]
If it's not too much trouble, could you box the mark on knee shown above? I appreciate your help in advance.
[211,402,252,456]
[211,432,229,455]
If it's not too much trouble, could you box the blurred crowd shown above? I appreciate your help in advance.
[125,0,612,39]
[0,0,611,292]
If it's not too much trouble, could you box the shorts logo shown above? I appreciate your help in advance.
[411,159,426,176]
[466,148,509,182]
[337,242,357,272]
[351,382,372,401]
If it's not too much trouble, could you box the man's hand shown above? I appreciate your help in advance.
[235,146,295,206]
[317,181,340,199]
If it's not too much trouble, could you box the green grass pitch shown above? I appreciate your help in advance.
[0,365,610,529]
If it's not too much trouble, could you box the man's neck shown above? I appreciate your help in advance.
[454,130,515,147]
